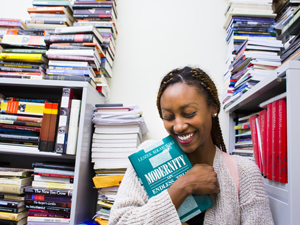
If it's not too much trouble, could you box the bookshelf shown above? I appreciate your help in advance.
[225,61,300,225]
[0,79,105,224]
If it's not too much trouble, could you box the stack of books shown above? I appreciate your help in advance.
[223,37,283,109]
[72,0,118,92]
[43,26,106,90]
[25,162,74,224]
[26,0,74,30]
[0,96,45,151]
[91,103,148,223]
[0,18,27,40]
[0,167,33,224]
[0,29,48,80]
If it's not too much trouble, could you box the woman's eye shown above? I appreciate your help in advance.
[162,115,174,121]
[183,112,196,118]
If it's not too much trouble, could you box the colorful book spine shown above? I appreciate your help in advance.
[272,101,279,182]
[55,88,79,154]
[249,115,263,173]
[0,100,45,116]
[25,200,71,208]
[39,102,52,151]
[24,187,73,197]
[44,34,94,43]
[25,193,72,202]
[278,99,287,183]
[259,109,268,177]
[47,103,59,152]
[266,103,273,180]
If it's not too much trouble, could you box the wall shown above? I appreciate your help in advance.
[0,0,230,148]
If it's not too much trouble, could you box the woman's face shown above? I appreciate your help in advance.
[160,82,215,154]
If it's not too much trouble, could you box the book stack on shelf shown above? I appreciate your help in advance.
[72,0,118,92]
[90,103,148,223]
[26,0,74,31]
[222,37,283,109]
[43,26,107,91]
[0,18,28,40]
[0,96,46,152]
[25,162,74,225]
[0,167,33,225]
[0,30,48,80]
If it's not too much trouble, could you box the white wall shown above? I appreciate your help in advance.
[0,0,230,148]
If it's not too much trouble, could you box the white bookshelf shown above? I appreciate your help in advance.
[0,79,105,224]
[224,61,300,224]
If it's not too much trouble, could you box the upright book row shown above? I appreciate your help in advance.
[0,87,81,155]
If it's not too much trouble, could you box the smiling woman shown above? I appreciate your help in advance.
[108,66,274,225]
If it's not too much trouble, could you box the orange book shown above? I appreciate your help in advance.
[47,103,59,152]
[27,7,70,14]
[39,102,52,151]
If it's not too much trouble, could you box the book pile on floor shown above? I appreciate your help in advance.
[26,0,74,31]
[25,162,74,225]
[0,27,48,80]
[91,103,148,224]
[223,37,283,109]
[43,26,106,90]
[0,167,34,225]
[72,0,118,95]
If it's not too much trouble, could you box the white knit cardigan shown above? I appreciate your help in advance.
[108,140,274,225]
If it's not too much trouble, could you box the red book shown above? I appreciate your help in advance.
[249,115,263,172]
[259,109,268,176]
[278,99,287,183]
[37,173,74,179]
[266,103,273,180]
[272,101,280,182]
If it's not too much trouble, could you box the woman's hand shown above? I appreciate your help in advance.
[168,164,219,210]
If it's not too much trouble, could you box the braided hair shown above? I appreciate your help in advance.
[156,66,226,152]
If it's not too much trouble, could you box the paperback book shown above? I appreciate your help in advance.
[128,135,213,222]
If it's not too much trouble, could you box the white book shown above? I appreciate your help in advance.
[92,133,140,140]
[46,49,96,57]
[32,181,73,190]
[33,175,73,184]
[66,99,81,155]
[0,177,31,185]
[27,216,70,223]
[247,37,283,48]
[94,124,141,135]
[92,142,138,148]
[92,138,138,143]
[48,60,89,67]
[259,92,287,108]
[92,152,132,159]
[92,147,136,153]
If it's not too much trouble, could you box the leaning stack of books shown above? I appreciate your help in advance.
[72,0,118,92]
[26,0,74,31]
[25,162,74,225]
[0,167,34,225]
[0,18,28,40]
[43,26,106,90]
[0,30,48,80]
[91,103,148,223]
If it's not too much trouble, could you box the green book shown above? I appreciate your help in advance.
[128,135,213,222]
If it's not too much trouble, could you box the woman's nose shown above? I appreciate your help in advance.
[173,117,188,133]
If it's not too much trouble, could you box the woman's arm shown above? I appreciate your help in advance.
[237,156,274,225]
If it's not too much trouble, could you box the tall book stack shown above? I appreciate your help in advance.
[0,167,33,225]
[26,0,74,31]
[0,29,48,80]
[25,162,74,225]
[0,18,28,40]
[72,0,118,93]
[222,37,283,109]
[0,96,45,152]
[43,26,107,90]
[91,104,148,223]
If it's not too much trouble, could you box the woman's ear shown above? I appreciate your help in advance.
[211,104,218,118]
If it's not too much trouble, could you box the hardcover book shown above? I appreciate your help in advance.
[128,135,213,222]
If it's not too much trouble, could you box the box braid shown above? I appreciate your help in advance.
[156,66,226,152]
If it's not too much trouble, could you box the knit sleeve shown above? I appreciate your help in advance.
[236,156,274,225]
[108,140,181,225]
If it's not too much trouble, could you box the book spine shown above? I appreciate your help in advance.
[66,99,81,155]
[45,74,92,82]
[39,102,52,152]
[44,34,94,43]
[26,20,67,25]
[73,9,112,14]
[34,168,74,176]
[26,204,71,213]
[0,124,41,132]
[1,49,46,54]
[28,212,70,218]
[0,61,44,69]
[0,200,20,208]
[0,133,39,144]
[249,115,263,172]
[24,187,72,197]
[266,103,273,180]
[272,101,279,182]
[25,193,72,202]
[0,114,42,123]
[259,109,268,177]
[46,103,59,152]
[0,100,45,116]
[37,173,74,179]
[55,88,79,154]
[0,211,21,221]
[0,206,19,213]
[278,99,287,183]
[46,69,90,75]
[27,216,70,223]
[32,163,74,171]
[25,200,71,208]
[46,54,94,61]
[32,181,73,190]
[0,184,24,194]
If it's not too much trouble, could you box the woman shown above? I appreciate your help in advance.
[108,66,274,225]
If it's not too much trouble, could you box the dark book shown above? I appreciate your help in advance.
[28,211,70,218]
[73,9,112,15]
[0,61,45,70]
[0,217,27,225]
[0,66,42,73]
[0,133,39,144]
[0,199,25,208]
[25,199,71,208]
[5,29,46,36]
[32,162,75,171]
[0,205,26,213]
[49,44,93,50]
[95,103,123,107]
[0,120,42,127]
[44,34,99,44]
[0,124,41,132]
[0,42,48,49]
[25,193,72,203]
[1,48,47,54]
[25,20,67,25]
[24,187,73,197]
[45,74,96,87]
[25,204,71,213]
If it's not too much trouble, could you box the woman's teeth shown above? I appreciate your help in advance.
[178,133,194,141]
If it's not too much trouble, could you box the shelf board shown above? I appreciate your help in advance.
[0,79,91,88]
[224,61,300,113]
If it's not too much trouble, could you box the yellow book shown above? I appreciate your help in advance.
[0,53,46,63]
[32,181,73,189]
[1,100,45,116]
[93,175,124,188]
[0,210,28,221]
[95,217,109,225]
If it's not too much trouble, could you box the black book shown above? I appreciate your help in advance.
[0,199,25,208]
[32,162,75,171]
[95,103,123,107]
[0,218,27,225]
[24,187,73,197]
[25,204,71,213]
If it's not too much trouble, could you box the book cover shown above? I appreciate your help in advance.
[272,101,280,182]
[259,109,268,177]
[24,187,73,197]
[39,102,52,151]
[25,193,72,202]
[25,199,71,208]
[278,99,287,183]
[249,115,263,172]
[0,100,45,116]
[128,135,213,222]
[55,88,79,154]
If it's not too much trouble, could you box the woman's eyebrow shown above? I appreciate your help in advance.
[161,102,198,112]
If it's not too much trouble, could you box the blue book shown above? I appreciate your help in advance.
[128,135,213,222]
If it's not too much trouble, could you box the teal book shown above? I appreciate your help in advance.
[128,135,213,222]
